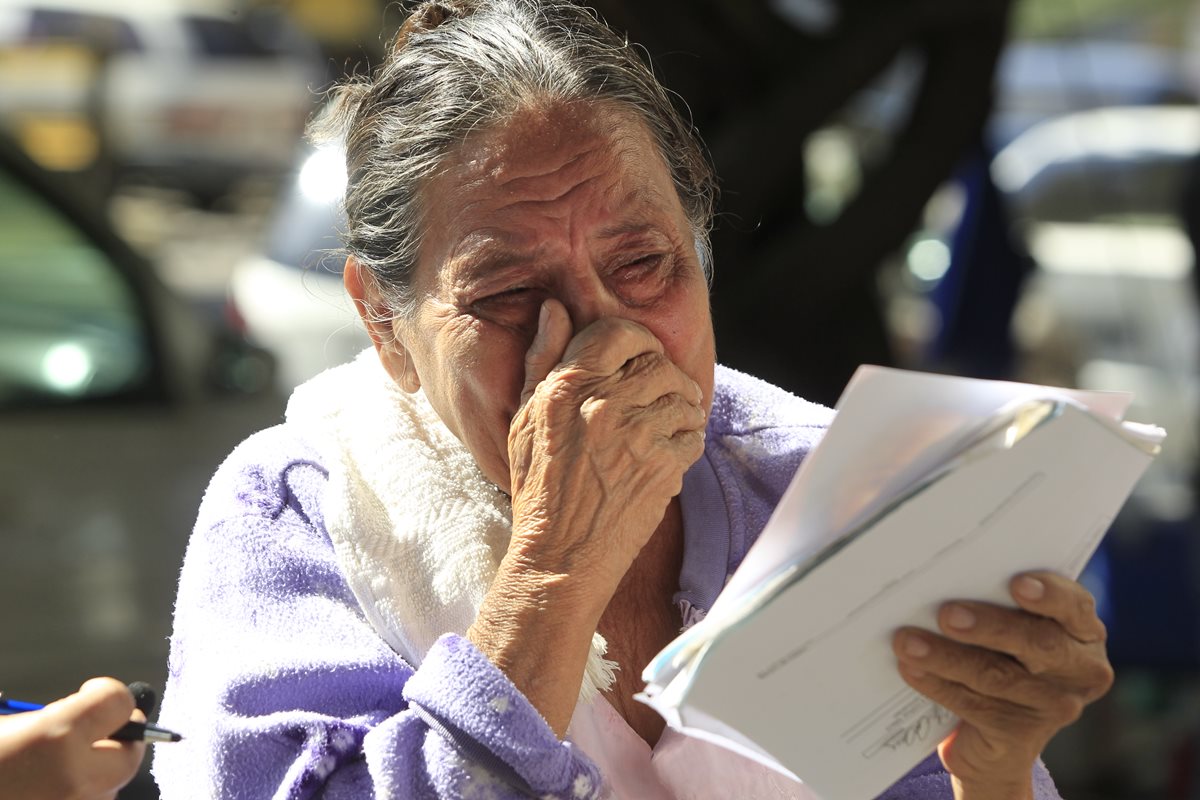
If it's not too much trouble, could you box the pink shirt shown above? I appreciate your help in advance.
[568,695,822,800]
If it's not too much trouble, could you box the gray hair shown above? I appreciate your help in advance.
[311,0,717,318]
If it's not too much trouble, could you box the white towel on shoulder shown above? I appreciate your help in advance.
[286,349,617,701]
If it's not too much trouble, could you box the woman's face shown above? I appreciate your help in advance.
[382,100,716,491]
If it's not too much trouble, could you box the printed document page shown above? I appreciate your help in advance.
[641,367,1162,800]
[713,366,1132,617]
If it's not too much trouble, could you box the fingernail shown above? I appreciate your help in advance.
[904,635,930,658]
[946,605,976,630]
[537,301,549,337]
[1015,576,1045,601]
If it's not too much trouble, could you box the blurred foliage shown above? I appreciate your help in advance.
[1013,0,1194,42]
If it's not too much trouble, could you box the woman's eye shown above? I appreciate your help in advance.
[610,255,672,306]
[470,287,543,325]
[617,255,664,278]
[478,287,533,305]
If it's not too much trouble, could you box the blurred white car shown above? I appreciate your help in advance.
[0,0,324,200]
[989,40,1195,148]
[229,142,370,391]
[996,105,1200,512]
[890,105,1200,517]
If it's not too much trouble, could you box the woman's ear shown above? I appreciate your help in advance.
[343,256,421,393]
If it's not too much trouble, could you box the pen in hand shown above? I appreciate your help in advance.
[105,719,183,744]
[0,682,183,744]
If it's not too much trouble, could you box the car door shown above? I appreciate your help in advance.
[0,142,284,704]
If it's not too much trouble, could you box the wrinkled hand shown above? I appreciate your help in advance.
[507,299,707,592]
[0,678,147,800]
[893,572,1113,800]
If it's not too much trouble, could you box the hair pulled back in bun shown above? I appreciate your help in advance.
[311,0,716,321]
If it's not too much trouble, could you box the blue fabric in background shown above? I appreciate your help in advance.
[1088,514,1200,669]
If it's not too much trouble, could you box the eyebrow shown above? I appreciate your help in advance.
[448,239,538,286]
[447,190,669,283]
[597,186,667,240]
[596,220,660,240]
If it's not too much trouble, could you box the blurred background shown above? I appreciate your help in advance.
[0,0,1197,797]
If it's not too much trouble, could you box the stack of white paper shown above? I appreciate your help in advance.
[639,366,1165,800]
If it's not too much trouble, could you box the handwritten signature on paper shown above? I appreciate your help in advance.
[863,702,956,759]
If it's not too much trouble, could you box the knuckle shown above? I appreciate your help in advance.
[977,658,1019,696]
[650,390,688,416]
[639,349,670,369]
[580,396,620,428]
[662,470,685,498]
[605,317,654,352]
[622,350,662,378]
[1099,659,1116,692]
[983,610,1019,643]
[1029,619,1065,662]
[1049,693,1085,725]
[581,316,626,343]
[1086,659,1116,699]
[1075,592,1098,624]
[81,684,133,723]
[957,688,1004,722]
[680,429,706,459]
[544,368,590,400]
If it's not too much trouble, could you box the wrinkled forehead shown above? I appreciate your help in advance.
[427,99,675,217]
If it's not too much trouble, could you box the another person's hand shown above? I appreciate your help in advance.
[507,298,707,592]
[0,678,147,800]
[893,572,1113,800]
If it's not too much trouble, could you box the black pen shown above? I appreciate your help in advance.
[0,695,184,743]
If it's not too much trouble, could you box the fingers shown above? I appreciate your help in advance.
[918,576,1112,691]
[600,349,704,409]
[520,299,573,407]
[929,603,1081,679]
[559,314,665,376]
[894,573,1114,705]
[521,299,668,407]
[893,597,1112,697]
[890,571,1114,793]
[1009,571,1107,645]
[57,679,137,744]
[894,630,1083,722]
[79,680,147,799]
[508,307,705,583]
[892,630,1088,790]
[520,304,704,436]
[579,387,706,468]
[558,316,701,414]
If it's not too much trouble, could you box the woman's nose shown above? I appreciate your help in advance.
[558,270,622,333]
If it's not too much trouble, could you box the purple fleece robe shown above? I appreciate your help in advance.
[152,365,1061,799]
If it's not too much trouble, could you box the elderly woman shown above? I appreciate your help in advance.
[152,1,1112,798]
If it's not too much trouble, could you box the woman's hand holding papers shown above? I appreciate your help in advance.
[892,571,1114,800]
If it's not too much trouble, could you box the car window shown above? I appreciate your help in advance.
[0,165,152,406]
[26,9,143,53]
[184,15,282,59]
